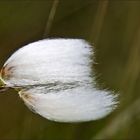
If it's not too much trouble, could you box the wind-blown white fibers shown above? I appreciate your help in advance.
[1,39,92,87]
[0,39,118,122]
[19,86,117,122]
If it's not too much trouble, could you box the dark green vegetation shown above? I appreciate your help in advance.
[0,1,140,140]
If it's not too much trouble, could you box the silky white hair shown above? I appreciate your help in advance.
[1,39,118,122]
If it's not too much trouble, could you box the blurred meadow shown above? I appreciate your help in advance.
[0,0,140,140]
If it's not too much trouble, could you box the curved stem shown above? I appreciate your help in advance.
[0,86,10,93]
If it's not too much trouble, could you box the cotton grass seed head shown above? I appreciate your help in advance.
[0,39,118,122]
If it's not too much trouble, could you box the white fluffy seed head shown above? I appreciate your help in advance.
[0,38,118,122]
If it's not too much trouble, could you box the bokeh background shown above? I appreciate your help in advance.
[0,0,140,140]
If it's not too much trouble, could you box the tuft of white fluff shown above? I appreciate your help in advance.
[3,39,92,87]
[1,39,118,122]
[19,86,117,122]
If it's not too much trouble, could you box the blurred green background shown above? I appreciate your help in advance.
[0,0,140,140]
